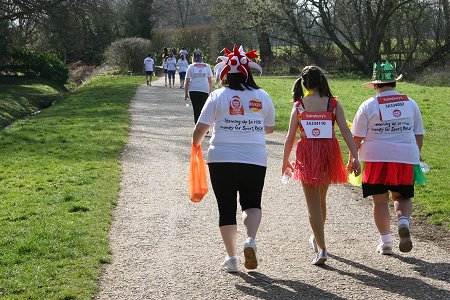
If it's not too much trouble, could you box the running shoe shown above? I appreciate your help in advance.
[220,256,239,273]
[398,224,413,252]
[243,237,258,269]
[312,250,328,265]
[376,242,393,255]
[309,235,318,253]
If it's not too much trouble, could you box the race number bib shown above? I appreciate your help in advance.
[300,112,333,138]
[378,95,413,121]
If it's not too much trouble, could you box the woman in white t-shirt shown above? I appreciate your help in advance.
[184,50,213,124]
[349,61,424,256]
[192,45,275,273]
[177,55,189,88]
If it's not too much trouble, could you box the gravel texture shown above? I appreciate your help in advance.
[95,77,450,300]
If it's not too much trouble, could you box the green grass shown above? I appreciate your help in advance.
[256,76,450,229]
[0,78,61,128]
[0,75,142,299]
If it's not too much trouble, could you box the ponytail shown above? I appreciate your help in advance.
[292,78,304,102]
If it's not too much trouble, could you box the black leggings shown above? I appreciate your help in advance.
[189,91,209,124]
[208,163,266,226]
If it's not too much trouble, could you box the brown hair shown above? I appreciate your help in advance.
[292,66,333,101]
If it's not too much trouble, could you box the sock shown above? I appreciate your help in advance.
[380,232,392,244]
[397,216,410,228]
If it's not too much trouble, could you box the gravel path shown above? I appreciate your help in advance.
[95,77,449,300]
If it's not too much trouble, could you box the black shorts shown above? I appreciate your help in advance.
[168,70,176,79]
[163,69,168,73]
[145,71,153,75]
[179,72,186,80]
[362,183,414,198]
[208,163,266,226]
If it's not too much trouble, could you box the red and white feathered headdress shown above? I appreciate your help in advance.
[215,44,262,80]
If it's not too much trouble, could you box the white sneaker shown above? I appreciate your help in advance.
[220,256,239,273]
[376,242,393,255]
[312,250,328,265]
[398,224,413,252]
[243,237,258,270]
[309,235,318,253]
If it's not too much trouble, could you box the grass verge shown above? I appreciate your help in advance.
[256,76,450,229]
[0,75,142,299]
[0,78,61,128]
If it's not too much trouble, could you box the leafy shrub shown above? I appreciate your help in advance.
[4,48,68,85]
[105,37,151,74]
[68,61,96,85]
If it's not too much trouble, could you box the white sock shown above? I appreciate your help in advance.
[397,216,410,228]
[380,232,392,244]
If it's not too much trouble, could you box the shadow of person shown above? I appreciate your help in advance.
[393,255,450,283]
[327,254,449,299]
[235,271,345,299]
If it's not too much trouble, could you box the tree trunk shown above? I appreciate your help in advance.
[256,31,273,66]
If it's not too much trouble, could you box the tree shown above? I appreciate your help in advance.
[122,0,155,39]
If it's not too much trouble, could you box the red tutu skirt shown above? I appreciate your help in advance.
[362,162,413,185]
[293,137,348,186]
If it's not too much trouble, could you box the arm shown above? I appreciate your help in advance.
[415,134,424,160]
[192,123,210,146]
[282,106,299,175]
[265,126,274,134]
[335,102,361,174]
[207,76,213,93]
[184,78,191,100]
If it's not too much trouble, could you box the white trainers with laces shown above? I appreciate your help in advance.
[376,242,393,255]
[312,250,328,265]
[243,237,258,270]
[221,256,239,273]
[309,235,318,253]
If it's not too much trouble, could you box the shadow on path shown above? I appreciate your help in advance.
[234,271,345,299]
[327,254,450,299]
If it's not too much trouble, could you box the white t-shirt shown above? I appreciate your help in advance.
[143,57,154,71]
[166,57,177,71]
[186,63,213,93]
[177,59,189,73]
[351,90,424,164]
[198,87,276,167]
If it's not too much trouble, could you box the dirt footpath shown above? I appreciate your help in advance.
[95,77,449,300]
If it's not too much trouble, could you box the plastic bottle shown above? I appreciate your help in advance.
[419,161,430,173]
[281,173,291,185]
[281,168,292,185]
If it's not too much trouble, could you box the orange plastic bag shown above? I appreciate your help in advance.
[189,144,208,202]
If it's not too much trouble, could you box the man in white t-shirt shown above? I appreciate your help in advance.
[143,53,154,86]
[350,60,424,256]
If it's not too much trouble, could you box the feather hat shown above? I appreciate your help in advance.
[215,44,262,80]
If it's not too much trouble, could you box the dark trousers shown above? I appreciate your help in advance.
[189,91,209,124]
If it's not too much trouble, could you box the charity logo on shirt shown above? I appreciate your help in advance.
[300,111,333,138]
[229,96,244,115]
[249,99,262,112]
[377,94,413,121]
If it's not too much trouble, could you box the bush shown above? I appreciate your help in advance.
[105,37,151,74]
[4,48,69,85]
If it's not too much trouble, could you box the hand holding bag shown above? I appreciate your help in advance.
[189,144,208,202]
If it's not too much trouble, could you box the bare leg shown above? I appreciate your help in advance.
[302,182,326,250]
[392,192,412,220]
[242,208,261,239]
[319,183,329,224]
[372,193,391,234]
[220,225,237,257]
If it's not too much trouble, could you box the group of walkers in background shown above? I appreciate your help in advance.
[143,47,190,88]
[148,44,425,272]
